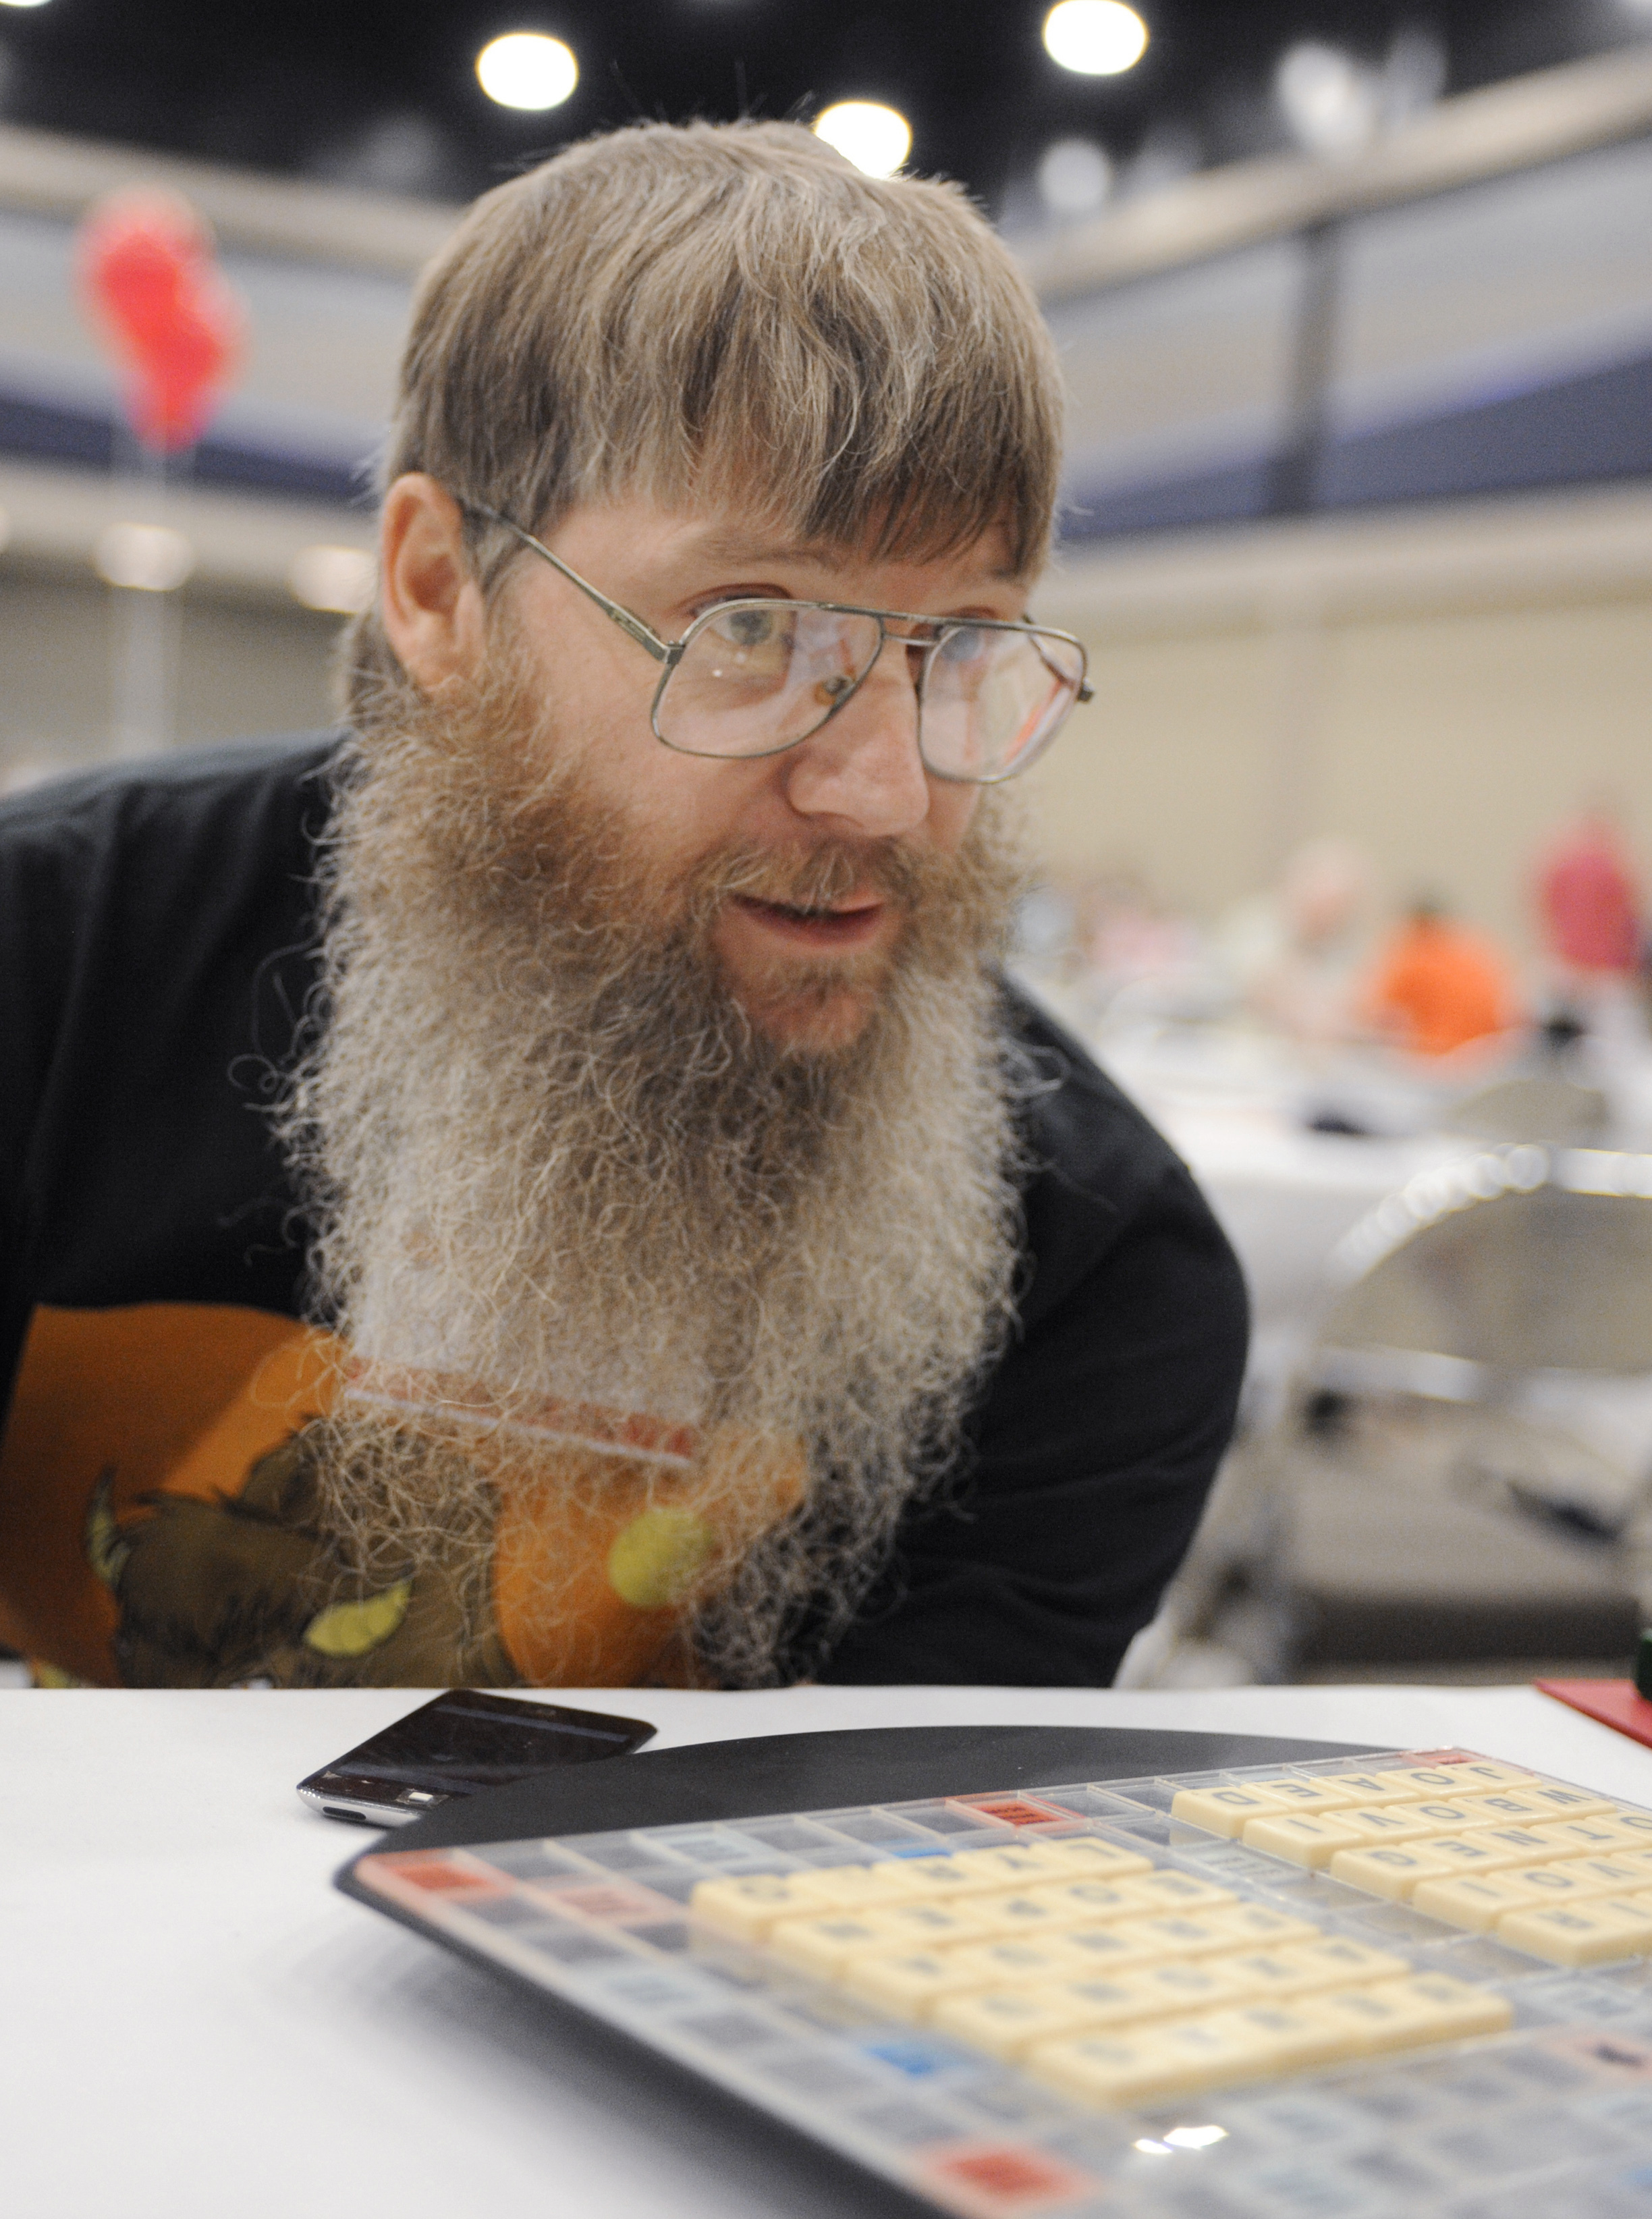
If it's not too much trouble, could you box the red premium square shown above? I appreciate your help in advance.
[950,1797,1068,1829]
[918,2141,1096,2215]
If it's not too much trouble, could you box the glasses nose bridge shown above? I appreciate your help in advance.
[852,614,932,692]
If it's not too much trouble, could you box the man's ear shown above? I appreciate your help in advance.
[378,474,490,689]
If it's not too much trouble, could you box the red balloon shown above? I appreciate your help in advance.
[79,191,244,454]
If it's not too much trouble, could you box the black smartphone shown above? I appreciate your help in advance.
[297,1689,657,1826]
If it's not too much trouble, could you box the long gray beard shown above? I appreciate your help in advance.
[281,678,1029,1684]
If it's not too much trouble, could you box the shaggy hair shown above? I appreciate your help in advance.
[344,119,1064,717]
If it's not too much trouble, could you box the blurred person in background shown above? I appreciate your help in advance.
[1537,806,1644,1004]
[1073,865,1211,1018]
[0,122,1246,1693]
[1363,892,1522,1058]
[1216,835,1375,1042]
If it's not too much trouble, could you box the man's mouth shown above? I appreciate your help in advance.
[728,893,889,949]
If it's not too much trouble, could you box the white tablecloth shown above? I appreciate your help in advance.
[5,1681,1650,2218]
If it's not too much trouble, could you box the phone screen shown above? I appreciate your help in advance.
[298,1689,656,1822]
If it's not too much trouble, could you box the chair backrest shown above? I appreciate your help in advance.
[1443,1074,1609,1147]
[1321,1147,1652,1378]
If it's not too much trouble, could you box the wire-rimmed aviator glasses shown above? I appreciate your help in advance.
[470,503,1092,785]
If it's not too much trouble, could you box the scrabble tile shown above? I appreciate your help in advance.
[1504,1783,1615,1821]
[1057,1922,1178,1974]
[1025,2026,1201,2106]
[1374,1765,1493,1800]
[1549,1856,1651,1898]
[1028,1834,1153,1879]
[1421,1831,1565,1877]
[1300,1770,1425,1805]
[1113,1912,1254,1959]
[931,1983,1104,2059]
[1422,1759,1533,1794]
[1306,1973,1510,2059]
[1170,1782,1292,1836]
[1274,1936,1413,1990]
[943,1938,1100,1992]
[1200,2000,1357,2077]
[1412,1869,1566,1933]
[1213,1947,1325,2001]
[1124,1871,1238,1915]
[1145,2009,1298,2092]
[1178,1907,1326,1954]
[1365,1973,1514,2045]
[1529,1817,1650,1858]
[1030,2012,1281,2102]
[1238,1776,1375,1816]
[778,1863,924,1914]
[1205,1936,1400,2002]
[1334,1802,1479,1846]
[842,1948,983,2018]
[1240,1811,1367,1867]
[768,1910,906,1977]
[1497,1896,1652,1966]
[1607,1808,1652,1844]
[877,1856,1002,1906]
[965,1892,1082,1944]
[875,1901,994,1951]
[1039,1972,1171,2030]
[1020,1878,1156,1926]
[1122,1954,1266,2018]
[1206,1902,1321,1948]
[689,1872,820,1940]
[1326,1842,1464,1898]
[1456,1791,1562,1827]
[949,1844,1074,1890]
[1300,1983,1427,2060]
[1499,1859,1647,1909]
[1456,1824,1570,1865]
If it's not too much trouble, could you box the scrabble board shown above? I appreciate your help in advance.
[346,1745,1652,2217]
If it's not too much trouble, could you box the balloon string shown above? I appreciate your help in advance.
[108,432,182,759]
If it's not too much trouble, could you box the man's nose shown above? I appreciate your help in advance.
[781,634,931,839]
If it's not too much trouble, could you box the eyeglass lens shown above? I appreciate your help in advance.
[655,603,1082,779]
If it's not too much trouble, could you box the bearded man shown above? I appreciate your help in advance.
[0,121,1245,1691]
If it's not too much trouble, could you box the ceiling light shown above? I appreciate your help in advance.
[476,32,578,111]
[1043,1,1148,76]
[1037,136,1112,217]
[93,522,194,593]
[289,544,375,615]
[0,1,55,11]
[1275,41,1379,157]
[813,101,911,177]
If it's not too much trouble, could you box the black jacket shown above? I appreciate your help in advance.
[0,736,1246,1686]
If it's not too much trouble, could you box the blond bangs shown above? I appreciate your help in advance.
[384,119,1061,580]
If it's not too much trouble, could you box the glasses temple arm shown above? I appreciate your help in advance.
[466,503,674,663]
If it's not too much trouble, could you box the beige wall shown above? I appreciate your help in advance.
[0,568,342,788]
[1026,487,1652,958]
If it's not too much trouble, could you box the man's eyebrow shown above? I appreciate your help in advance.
[682,530,1022,586]
[684,530,849,568]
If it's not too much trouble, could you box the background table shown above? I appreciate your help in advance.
[6,1681,1651,2218]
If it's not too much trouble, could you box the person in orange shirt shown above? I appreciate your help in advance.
[1365,896,1520,1056]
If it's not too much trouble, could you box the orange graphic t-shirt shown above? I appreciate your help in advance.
[0,1302,803,1689]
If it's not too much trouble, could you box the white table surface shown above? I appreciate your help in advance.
[7,1680,1652,2218]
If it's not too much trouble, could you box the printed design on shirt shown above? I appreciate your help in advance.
[0,1303,806,1690]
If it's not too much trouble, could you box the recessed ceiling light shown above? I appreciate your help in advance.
[476,32,578,112]
[813,101,912,177]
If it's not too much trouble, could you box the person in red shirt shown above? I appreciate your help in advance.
[1537,811,1643,979]
[1365,896,1520,1057]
